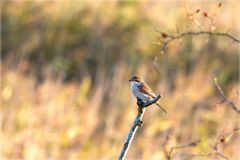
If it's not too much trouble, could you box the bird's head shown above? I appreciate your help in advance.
[129,76,143,84]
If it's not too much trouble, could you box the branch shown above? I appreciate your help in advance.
[211,127,240,160]
[154,30,240,53]
[118,95,161,160]
[213,127,240,151]
[168,140,201,159]
[165,126,240,160]
[214,78,240,114]
[186,128,239,160]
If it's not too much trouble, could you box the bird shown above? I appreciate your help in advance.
[129,75,167,113]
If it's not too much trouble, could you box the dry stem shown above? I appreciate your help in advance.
[118,95,161,160]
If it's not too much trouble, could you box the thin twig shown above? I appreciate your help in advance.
[167,127,240,160]
[154,30,240,53]
[168,140,201,159]
[214,127,240,150]
[194,128,239,160]
[118,95,161,160]
[212,127,240,160]
[225,128,240,137]
[214,78,240,114]
[215,151,231,160]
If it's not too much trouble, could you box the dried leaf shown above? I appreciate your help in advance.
[220,137,229,143]
[203,12,208,17]
[161,33,168,38]
[196,9,200,13]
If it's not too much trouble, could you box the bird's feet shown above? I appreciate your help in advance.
[137,99,144,110]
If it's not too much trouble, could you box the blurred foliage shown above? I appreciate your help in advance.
[2,1,155,82]
[1,1,240,160]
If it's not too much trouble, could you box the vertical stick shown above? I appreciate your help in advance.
[118,109,145,160]
[118,95,161,160]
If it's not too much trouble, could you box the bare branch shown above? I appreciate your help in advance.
[214,78,240,114]
[169,127,240,160]
[154,30,240,53]
[211,127,240,160]
[225,128,240,137]
[118,95,162,160]
[215,151,231,160]
[213,127,240,150]
[185,152,230,160]
[168,140,201,158]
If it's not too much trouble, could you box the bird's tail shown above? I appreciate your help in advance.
[155,103,167,114]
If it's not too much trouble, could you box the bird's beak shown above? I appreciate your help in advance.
[129,78,133,82]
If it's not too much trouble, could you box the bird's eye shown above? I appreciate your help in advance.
[135,80,139,82]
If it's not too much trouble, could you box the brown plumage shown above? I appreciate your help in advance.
[138,83,156,99]
[129,75,167,113]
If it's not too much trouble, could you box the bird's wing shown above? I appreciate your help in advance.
[138,83,156,98]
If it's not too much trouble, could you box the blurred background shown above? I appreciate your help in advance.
[1,1,240,160]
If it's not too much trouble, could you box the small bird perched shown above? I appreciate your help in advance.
[129,75,167,113]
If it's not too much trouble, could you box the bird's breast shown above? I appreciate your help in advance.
[131,82,151,101]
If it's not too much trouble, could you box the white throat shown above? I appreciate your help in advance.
[130,81,140,87]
